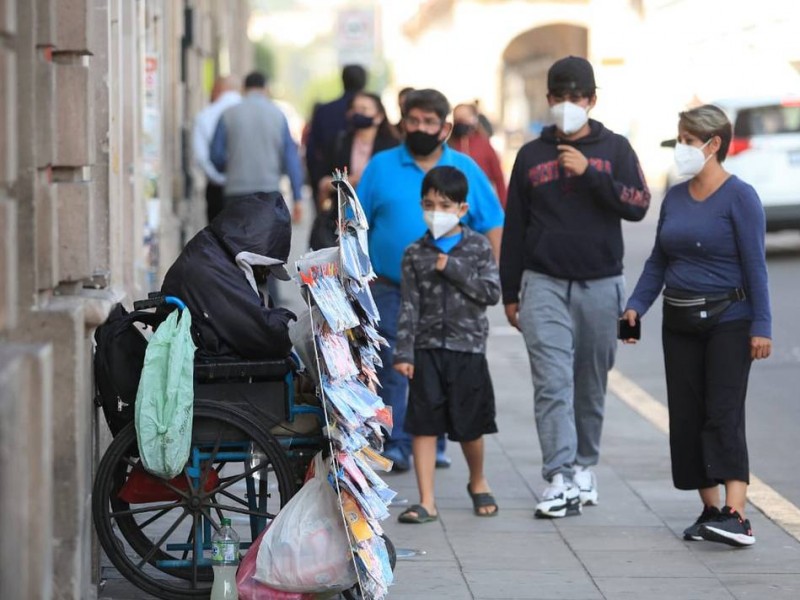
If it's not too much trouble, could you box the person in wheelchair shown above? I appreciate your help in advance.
[161,191,297,361]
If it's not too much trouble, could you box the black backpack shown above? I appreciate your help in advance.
[93,303,163,436]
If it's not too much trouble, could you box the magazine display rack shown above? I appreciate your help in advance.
[293,171,396,599]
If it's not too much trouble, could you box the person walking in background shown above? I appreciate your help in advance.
[209,71,304,223]
[310,91,399,250]
[192,76,241,223]
[449,102,507,207]
[395,86,415,135]
[357,88,504,473]
[622,104,771,547]
[499,56,650,518]
[394,166,500,524]
[305,64,368,212]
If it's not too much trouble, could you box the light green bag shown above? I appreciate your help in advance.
[135,308,196,479]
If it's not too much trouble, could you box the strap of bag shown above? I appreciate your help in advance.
[663,288,745,307]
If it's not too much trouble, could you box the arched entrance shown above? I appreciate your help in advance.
[502,24,588,148]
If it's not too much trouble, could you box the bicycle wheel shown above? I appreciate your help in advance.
[93,399,297,600]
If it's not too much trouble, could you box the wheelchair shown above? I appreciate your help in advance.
[92,295,385,600]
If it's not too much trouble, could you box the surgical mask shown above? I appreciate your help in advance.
[550,101,589,135]
[423,210,461,239]
[674,140,712,177]
[350,113,375,129]
[406,130,443,156]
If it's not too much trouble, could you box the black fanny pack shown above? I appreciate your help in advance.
[662,287,746,334]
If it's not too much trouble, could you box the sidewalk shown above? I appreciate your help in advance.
[99,206,800,600]
[100,304,800,599]
[378,305,800,599]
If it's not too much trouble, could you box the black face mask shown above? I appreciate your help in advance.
[406,129,443,156]
[350,113,375,130]
[452,122,473,138]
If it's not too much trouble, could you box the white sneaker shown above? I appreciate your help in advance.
[573,466,598,506]
[535,474,582,518]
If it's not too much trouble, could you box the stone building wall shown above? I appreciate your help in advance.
[0,0,251,597]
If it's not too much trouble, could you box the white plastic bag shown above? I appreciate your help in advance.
[255,453,356,593]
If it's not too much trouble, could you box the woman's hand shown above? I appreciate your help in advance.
[620,309,639,344]
[394,362,414,379]
[750,336,772,360]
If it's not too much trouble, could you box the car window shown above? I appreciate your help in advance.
[734,105,800,136]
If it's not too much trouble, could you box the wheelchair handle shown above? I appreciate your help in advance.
[133,294,186,311]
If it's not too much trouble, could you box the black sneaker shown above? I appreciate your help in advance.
[683,505,720,541]
[699,506,755,547]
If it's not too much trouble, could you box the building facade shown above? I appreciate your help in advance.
[0,1,251,597]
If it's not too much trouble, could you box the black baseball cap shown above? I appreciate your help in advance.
[547,56,596,94]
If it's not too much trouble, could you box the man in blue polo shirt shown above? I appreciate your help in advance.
[357,88,504,472]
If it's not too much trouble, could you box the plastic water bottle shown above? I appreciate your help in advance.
[211,517,240,600]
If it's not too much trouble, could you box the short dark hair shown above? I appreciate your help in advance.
[405,89,450,122]
[244,71,267,89]
[422,166,468,205]
[398,86,415,116]
[342,64,367,92]
[679,104,733,162]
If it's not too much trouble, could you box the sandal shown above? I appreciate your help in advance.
[467,483,499,517]
[398,504,438,524]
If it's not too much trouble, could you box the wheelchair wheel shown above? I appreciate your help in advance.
[93,399,297,600]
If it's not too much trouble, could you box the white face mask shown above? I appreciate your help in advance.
[550,101,589,135]
[423,210,461,239]
[674,140,712,177]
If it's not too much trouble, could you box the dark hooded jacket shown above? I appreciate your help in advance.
[500,120,651,304]
[161,192,296,361]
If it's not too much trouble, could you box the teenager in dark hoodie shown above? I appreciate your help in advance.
[499,56,650,519]
[161,192,297,361]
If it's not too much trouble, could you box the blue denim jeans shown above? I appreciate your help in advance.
[372,281,446,460]
[372,282,412,457]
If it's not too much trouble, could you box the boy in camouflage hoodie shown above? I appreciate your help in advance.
[394,166,501,523]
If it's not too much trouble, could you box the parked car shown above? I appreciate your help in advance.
[662,96,800,232]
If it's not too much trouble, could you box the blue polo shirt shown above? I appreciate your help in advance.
[357,143,504,284]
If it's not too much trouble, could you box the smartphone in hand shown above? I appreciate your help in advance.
[618,317,641,340]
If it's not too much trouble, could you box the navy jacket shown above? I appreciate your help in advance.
[161,192,295,360]
[305,93,354,187]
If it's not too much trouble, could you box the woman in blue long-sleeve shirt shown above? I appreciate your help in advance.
[622,105,772,548]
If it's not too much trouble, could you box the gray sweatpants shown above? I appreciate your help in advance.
[517,270,625,482]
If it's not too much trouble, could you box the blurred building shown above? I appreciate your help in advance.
[382,0,800,180]
[0,1,251,598]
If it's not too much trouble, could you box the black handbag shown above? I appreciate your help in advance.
[662,288,746,334]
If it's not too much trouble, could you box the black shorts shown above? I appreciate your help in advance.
[404,349,497,442]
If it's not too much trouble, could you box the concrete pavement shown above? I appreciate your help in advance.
[98,205,800,599]
[377,305,800,599]
[100,304,800,599]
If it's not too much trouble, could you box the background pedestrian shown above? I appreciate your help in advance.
[192,76,241,223]
[357,88,504,472]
